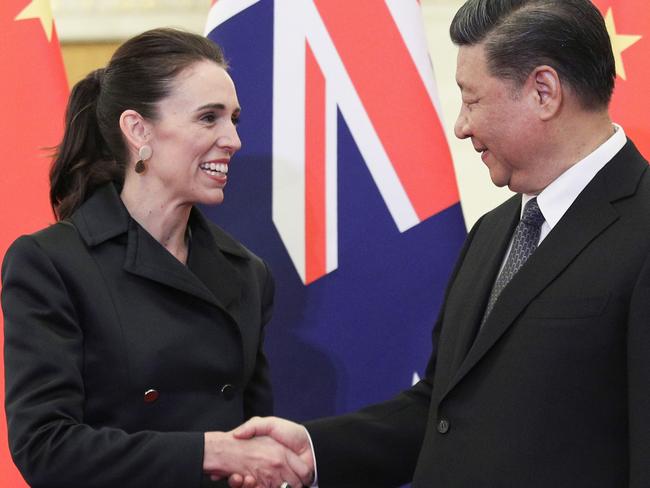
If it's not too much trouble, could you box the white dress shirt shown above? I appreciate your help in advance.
[495,123,628,279]
[522,123,627,243]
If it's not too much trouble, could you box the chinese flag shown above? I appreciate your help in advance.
[593,0,650,158]
[0,0,68,486]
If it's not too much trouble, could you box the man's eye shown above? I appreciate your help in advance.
[201,114,216,123]
[232,115,240,125]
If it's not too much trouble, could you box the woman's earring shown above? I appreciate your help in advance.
[135,145,152,174]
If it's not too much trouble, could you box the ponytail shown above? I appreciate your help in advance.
[49,68,122,220]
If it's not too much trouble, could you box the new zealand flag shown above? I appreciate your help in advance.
[204,0,467,420]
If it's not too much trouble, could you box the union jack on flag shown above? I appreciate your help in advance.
[204,0,466,419]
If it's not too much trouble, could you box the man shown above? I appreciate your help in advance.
[230,0,650,486]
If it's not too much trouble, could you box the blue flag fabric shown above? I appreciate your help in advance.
[204,0,467,421]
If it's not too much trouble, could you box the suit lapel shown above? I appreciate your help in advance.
[443,197,520,382]
[442,140,647,398]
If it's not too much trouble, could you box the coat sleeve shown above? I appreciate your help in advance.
[305,217,485,488]
[627,248,650,487]
[2,235,205,488]
[243,259,275,419]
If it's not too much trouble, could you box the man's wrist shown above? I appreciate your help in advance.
[302,426,319,487]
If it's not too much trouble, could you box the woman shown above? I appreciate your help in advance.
[1,28,308,488]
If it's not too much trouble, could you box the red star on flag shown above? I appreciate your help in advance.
[593,1,649,157]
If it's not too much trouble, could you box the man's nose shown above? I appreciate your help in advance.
[454,108,470,140]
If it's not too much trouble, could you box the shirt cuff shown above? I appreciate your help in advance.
[303,426,319,487]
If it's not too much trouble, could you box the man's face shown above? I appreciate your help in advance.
[454,43,542,194]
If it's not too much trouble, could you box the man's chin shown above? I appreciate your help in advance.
[488,170,511,189]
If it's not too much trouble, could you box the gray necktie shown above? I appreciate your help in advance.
[481,197,545,324]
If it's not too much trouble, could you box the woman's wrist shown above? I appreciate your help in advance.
[203,431,229,475]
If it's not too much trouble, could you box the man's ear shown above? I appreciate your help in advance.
[119,109,150,156]
[529,65,562,121]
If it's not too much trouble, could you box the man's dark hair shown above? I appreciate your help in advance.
[450,0,615,110]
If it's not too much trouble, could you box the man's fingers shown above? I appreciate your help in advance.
[286,446,314,486]
[227,473,244,488]
[227,473,259,488]
[238,474,257,488]
[243,474,258,488]
[276,467,303,488]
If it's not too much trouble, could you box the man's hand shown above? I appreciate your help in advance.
[203,429,312,488]
[227,417,315,488]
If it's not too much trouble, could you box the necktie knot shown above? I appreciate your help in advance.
[521,198,544,228]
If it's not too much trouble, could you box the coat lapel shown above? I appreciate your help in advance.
[186,208,245,326]
[72,184,245,326]
[123,221,222,307]
[442,140,647,398]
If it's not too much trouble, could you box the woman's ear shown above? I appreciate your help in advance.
[119,109,150,155]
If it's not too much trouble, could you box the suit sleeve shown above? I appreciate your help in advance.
[2,235,205,488]
[306,369,433,487]
[243,259,275,419]
[305,217,485,488]
[627,248,650,487]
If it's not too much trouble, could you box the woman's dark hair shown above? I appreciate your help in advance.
[450,0,615,111]
[50,28,226,220]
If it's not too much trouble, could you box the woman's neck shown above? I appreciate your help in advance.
[120,179,192,264]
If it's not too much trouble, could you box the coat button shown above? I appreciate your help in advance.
[143,389,159,403]
[437,418,450,434]
[220,384,235,400]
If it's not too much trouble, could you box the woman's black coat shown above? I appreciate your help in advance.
[2,184,274,487]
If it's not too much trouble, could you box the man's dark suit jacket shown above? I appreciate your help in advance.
[308,140,650,487]
[1,184,274,487]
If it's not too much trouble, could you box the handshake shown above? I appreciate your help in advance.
[203,417,315,488]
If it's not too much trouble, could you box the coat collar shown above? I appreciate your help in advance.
[443,139,648,398]
[71,183,248,324]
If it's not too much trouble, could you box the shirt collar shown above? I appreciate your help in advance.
[521,123,627,229]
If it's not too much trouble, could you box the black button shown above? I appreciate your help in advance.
[144,389,159,403]
[437,418,450,434]
[220,384,235,400]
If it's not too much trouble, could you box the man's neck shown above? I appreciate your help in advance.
[522,109,614,195]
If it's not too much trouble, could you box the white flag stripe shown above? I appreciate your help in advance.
[326,81,339,273]
[303,0,420,232]
[204,0,262,34]
[273,0,307,282]
[386,0,445,120]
